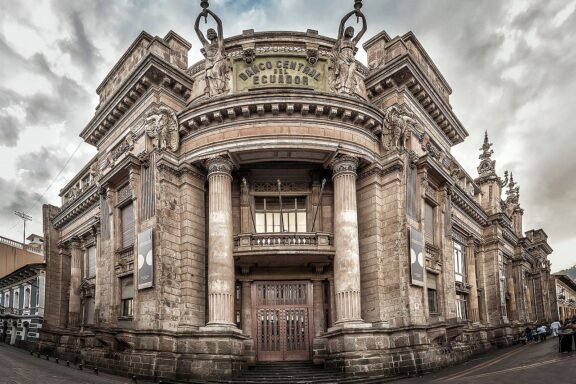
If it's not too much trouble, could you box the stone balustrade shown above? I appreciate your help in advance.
[234,232,333,252]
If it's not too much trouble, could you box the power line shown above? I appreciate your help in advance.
[2,138,86,233]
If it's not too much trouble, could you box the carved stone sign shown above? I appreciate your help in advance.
[233,56,329,92]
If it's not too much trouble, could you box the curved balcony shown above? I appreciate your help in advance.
[234,232,334,267]
[178,89,384,164]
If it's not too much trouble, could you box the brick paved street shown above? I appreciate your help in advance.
[0,343,142,384]
[403,337,576,384]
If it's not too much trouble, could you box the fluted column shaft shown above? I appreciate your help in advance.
[241,281,252,336]
[331,156,362,323]
[68,239,82,328]
[206,157,236,326]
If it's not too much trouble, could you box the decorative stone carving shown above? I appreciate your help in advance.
[307,48,319,65]
[143,106,179,152]
[477,131,496,179]
[329,3,367,98]
[242,48,255,65]
[206,156,234,177]
[194,5,230,98]
[330,155,359,177]
[505,172,520,207]
[137,150,150,168]
[383,105,422,151]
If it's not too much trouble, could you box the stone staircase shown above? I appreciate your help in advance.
[163,361,399,384]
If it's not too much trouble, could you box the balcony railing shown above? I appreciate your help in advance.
[0,306,40,316]
[234,232,333,252]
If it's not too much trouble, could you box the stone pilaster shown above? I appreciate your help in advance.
[206,156,236,327]
[312,280,326,335]
[330,155,363,324]
[466,238,479,323]
[241,281,252,336]
[68,238,82,328]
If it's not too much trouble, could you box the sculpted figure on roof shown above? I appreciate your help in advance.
[194,3,230,98]
[329,1,367,98]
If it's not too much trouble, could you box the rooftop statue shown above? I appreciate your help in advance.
[194,2,230,98]
[329,0,367,98]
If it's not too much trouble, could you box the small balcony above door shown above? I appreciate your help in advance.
[233,232,334,267]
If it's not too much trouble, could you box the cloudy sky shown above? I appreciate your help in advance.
[0,0,575,271]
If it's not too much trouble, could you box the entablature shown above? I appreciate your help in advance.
[53,185,100,230]
[178,89,383,140]
[81,54,193,146]
[364,56,467,146]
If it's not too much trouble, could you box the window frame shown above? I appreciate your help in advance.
[254,196,307,233]
[453,241,466,283]
[456,294,468,320]
[424,201,436,244]
[119,275,134,319]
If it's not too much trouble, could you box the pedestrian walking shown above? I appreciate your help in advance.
[559,319,574,353]
[537,324,547,342]
[525,326,533,342]
[551,320,561,337]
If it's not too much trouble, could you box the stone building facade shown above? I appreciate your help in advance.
[39,2,555,381]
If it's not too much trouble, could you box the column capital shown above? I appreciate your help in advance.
[69,237,82,249]
[330,155,359,178]
[206,156,234,178]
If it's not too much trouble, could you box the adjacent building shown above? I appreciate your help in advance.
[0,235,44,278]
[552,274,576,321]
[0,263,46,345]
[39,2,555,381]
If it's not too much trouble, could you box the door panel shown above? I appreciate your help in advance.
[253,281,312,361]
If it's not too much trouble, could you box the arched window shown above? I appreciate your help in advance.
[13,291,19,310]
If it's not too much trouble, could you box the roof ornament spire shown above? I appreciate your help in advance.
[477,130,502,182]
[505,172,520,206]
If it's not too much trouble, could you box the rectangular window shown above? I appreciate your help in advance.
[454,242,466,283]
[427,273,438,314]
[85,246,96,278]
[254,197,307,233]
[456,294,468,320]
[120,276,134,318]
[121,202,135,248]
[424,202,435,244]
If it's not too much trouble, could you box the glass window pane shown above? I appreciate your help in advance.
[121,276,134,299]
[255,213,265,233]
[297,212,307,232]
[273,213,281,232]
[286,212,296,232]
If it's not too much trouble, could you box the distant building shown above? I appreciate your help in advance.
[552,274,576,321]
[0,263,45,345]
[0,235,44,278]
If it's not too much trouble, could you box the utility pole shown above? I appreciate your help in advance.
[14,211,32,245]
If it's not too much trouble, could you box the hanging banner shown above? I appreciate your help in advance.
[137,228,154,289]
[409,227,424,286]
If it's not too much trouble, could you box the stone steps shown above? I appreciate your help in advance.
[161,361,399,384]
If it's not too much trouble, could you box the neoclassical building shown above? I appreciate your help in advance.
[40,1,555,380]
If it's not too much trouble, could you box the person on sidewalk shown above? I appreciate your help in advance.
[559,319,574,353]
[537,324,548,342]
[551,320,561,337]
[525,326,533,342]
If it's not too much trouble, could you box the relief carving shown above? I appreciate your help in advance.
[143,106,179,152]
[383,105,422,151]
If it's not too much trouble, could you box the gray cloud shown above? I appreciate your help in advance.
[0,114,21,147]
[0,0,574,271]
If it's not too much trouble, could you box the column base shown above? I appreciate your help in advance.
[328,320,372,332]
[200,323,243,334]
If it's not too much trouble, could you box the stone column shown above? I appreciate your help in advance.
[68,238,82,328]
[466,238,480,323]
[331,156,363,324]
[241,281,252,336]
[206,156,236,327]
[312,280,326,335]
[328,278,336,327]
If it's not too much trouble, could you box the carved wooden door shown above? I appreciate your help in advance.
[253,281,313,361]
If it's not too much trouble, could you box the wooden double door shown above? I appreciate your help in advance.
[252,281,313,361]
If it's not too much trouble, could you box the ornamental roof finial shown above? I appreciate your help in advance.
[476,130,497,180]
